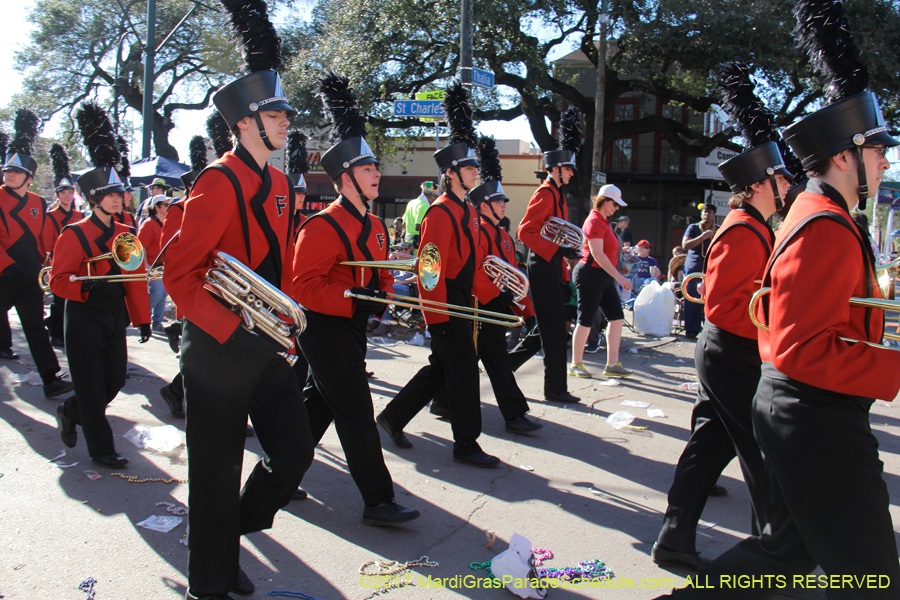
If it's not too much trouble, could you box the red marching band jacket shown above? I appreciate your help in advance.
[418,192,479,325]
[516,178,570,281]
[137,215,164,268]
[161,199,184,320]
[474,215,534,320]
[46,204,78,255]
[293,198,392,318]
[704,205,774,340]
[49,215,151,326]
[163,150,297,345]
[754,185,900,401]
[0,186,54,274]
[115,210,137,232]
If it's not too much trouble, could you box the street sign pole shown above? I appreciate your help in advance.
[590,0,609,200]
[460,0,473,85]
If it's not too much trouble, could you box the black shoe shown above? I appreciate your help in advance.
[685,332,699,340]
[164,324,181,353]
[0,348,19,360]
[233,568,254,597]
[362,499,420,527]
[453,449,500,468]
[245,424,255,437]
[186,591,235,600]
[50,337,65,349]
[429,402,451,418]
[709,484,728,497]
[92,454,129,468]
[544,390,580,404]
[505,416,543,434]
[366,370,375,378]
[56,402,77,448]
[44,375,74,398]
[293,488,308,501]
[651,542,710,571]
[160,384,186,418]
[376,413,412,448]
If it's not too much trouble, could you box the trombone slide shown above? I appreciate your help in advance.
[343,290,523,327]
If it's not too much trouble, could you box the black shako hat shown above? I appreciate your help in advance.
[3,109,41,177]
[181,135,209,189]
[468,136,508,207]
[714,62,794,203]
[75,101,126,199]
[316,71,378,182]
[434,82,479,172]
[213,0,296,149]
[50,143,75,192]
[783,0,898,210]
[287,130,309,193]
[543,107,582,171]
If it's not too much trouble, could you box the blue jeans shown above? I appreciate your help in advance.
[148,279,167,328]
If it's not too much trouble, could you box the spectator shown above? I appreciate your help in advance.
[615,215,633,247]
[634,239,661,289]
[682,204,716,339]
[137,194,169,332]
[403,181,438,250]
[668,246,686,284]
[391,217,405,246]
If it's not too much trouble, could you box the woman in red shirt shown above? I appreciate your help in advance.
[569,185,632,378]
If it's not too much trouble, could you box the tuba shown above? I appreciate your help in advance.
[540,216,586,250]
[203,251,306,365]
[481,256,529,304]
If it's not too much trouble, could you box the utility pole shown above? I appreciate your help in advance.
[141,0,156,159]
[590,0,609,199]
[460,0,473,85]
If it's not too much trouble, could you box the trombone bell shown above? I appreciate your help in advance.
[342,242,442,292]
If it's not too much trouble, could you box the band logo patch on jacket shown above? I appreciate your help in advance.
[376,233,385,249]
[503,239,512,253]
[275,195,287,216]
[31,208,40,218]
[472,216,479,231]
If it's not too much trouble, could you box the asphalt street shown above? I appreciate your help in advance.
[1,311,898,599]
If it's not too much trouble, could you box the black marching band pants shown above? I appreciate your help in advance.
[432,298,529,422]
[181,320,315,596]
[509,249,567,395]
[297,309,395,507]
[380,315,482,454]
[662,364,900,600]
[59,287,127,457]
[46,292,65,340]
[657,324,767,554]
[0,272,60,382]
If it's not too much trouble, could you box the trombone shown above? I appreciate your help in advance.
[540,216,586,250]
[681,272,763,304]
[748,287,900,350]
[39,233,162,292]
[341,243,523,327]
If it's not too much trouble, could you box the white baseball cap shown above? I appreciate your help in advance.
[599,184,627,207]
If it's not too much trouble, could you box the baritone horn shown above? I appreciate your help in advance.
[203,251,306,365]
[681,272,762,304]
[482,255,529,305]
[540,216,586,250]
[748,287,900,350]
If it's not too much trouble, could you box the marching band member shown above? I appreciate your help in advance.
[292,72,419,524]
[659,2,900,596]
[51,101,151,468]
[0,109,72,397]
[512,107,583,403]
[45,143,79,348]
[162,0,315,596]
[286,129,310,237]
[377,83,501,468]
[652,62,795,571]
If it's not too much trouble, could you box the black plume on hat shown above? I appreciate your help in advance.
[287,131,309,174]
[718,62,780,149]
[50,143,71,182]
[116,135,131,180]
[443,82,478,149]
[795,0,868,103]
[317,70,368,144]
[477,135,501,183]
[189,135,209,171]
[0,132,9,162]
[221,0,282,73]
[206,112,233,158]
[9,109,40,156]
[558,107,583,155]
[76,102,121,169]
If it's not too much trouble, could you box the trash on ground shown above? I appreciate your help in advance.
[51,450,67,461]
[124,425,183,452]
[647,408,667,418]
[679,381,700,391]
[54,461,79,469]
[407,332,425,346]
[84,470,102,480]
[485,530,497,549]
[621,400,650,409]
[628,348,638,353]
[598,379,621,386]
[675,358,686,363]
[11,371,42,386]
[371,337,400,346]
[607,411,636,430]
[136,515,183,533]
[156,501,188,516]
[520,465,534,471]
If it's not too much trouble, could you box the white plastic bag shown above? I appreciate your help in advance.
[124,425,183,453]
[633,280,676,337]
[490,533,547,599]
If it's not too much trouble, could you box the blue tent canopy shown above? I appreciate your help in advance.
[129,156,190,188]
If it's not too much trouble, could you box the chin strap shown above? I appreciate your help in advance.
[253,112,278,152]
[766,168,784,212]
[853,134,869,211]
[486,200,501,222]
[95,204,113,216]
[347,169,370,210]
[452,166,470,193]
